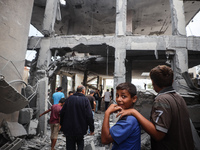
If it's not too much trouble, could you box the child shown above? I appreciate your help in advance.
[117,65,194,150]
[101,82,141,150]
[39,98,66,150]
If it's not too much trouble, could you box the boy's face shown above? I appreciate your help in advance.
[116,89,137,109]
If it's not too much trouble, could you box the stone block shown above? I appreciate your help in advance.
[2,121,27,139]
[18,108,33,125]
[27,119,38,136]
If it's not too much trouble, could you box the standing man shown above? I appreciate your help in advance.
[60,85,94,150]
[103,89,111,111]
[117,65,194,150]
[93,89,101,112]
[86,90,96,114]
[39,98,66,150]
[52,87,65,104]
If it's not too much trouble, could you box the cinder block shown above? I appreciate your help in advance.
[18,108,33,125]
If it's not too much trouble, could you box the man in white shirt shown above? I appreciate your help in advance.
[103,89,111,111]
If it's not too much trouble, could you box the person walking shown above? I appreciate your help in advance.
[93,89,101,112]
[117,65,194,150]
[86,90,96,114]
[103,89,111,111]
[39,98,66,150]
[52,87,65,104]
[60,85,94,150]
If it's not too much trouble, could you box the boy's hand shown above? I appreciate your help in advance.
[106,104,122,114]
[89,132,94,135]
[116,109,135,119]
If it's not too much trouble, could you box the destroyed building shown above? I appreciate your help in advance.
[0,0,200,149]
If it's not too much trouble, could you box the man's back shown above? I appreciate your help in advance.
[49,104,62,124]
[60,92,94,136]
[151,91,194,150]
[104,91,111,102]
[52,92,65,104]
[86,95,95,110]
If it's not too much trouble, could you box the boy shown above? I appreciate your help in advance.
[117,65,194,150]
[101,82,141,150]
[39,98,66,150]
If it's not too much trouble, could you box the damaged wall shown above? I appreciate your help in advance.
[0,0,34,123]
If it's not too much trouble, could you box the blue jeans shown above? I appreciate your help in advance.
[95,100,98,112]
[66,135,84,150]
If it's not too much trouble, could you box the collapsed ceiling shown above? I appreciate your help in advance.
[29,0,200,79]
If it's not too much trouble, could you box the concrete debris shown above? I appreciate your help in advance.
[188,104,200,128]
[0,138,23,150]
[0,79,28,114]
[2,121,27,140]
[18,108,33,125]
[27,119,38,136]
[141,132,151,150]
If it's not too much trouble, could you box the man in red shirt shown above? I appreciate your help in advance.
[40,98,65,150]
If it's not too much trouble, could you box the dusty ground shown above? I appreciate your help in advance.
[20,108,110,150]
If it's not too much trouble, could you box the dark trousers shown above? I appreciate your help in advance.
[66,135,84,150]
[105,102,110,111]
[98,98,101,110]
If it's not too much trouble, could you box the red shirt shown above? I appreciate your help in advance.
[49,104,62,124]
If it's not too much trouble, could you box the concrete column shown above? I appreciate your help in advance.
[50,76,56,104]
[37,38,52,70]
[72,75,75,92]
[0,0,34,123]
[43,0,61,36]
[114,38,126,91]
[103,79,106,93]
[169,0,186,35]
[36,37,51,136]
[115,0,127,36]
[127,10,133,34]
[97,76,100,89]
[61,75,68,97]
[171,48,188,93]
[169,0,188,92]
[114,0,127,91]
[126,57,132,83]
[37,75,48,136]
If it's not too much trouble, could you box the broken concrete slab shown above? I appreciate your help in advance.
[0,79,28,114]
[2,121,27,139]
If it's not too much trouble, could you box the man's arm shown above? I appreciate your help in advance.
[101,104,121,144]
[117,109,165,141]
[93,100,96,112]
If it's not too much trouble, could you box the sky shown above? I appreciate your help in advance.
[27,11,200,89]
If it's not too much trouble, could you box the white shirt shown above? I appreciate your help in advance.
[104,92,111,102]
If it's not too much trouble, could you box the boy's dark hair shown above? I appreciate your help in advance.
[116,82,137,97]
[59,98,66,103]
[90,90,95,94]
[68,91,73,95]
[150,65,173,88]
[57,87,62,91]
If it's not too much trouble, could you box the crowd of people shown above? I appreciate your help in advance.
[39,65,194,150]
